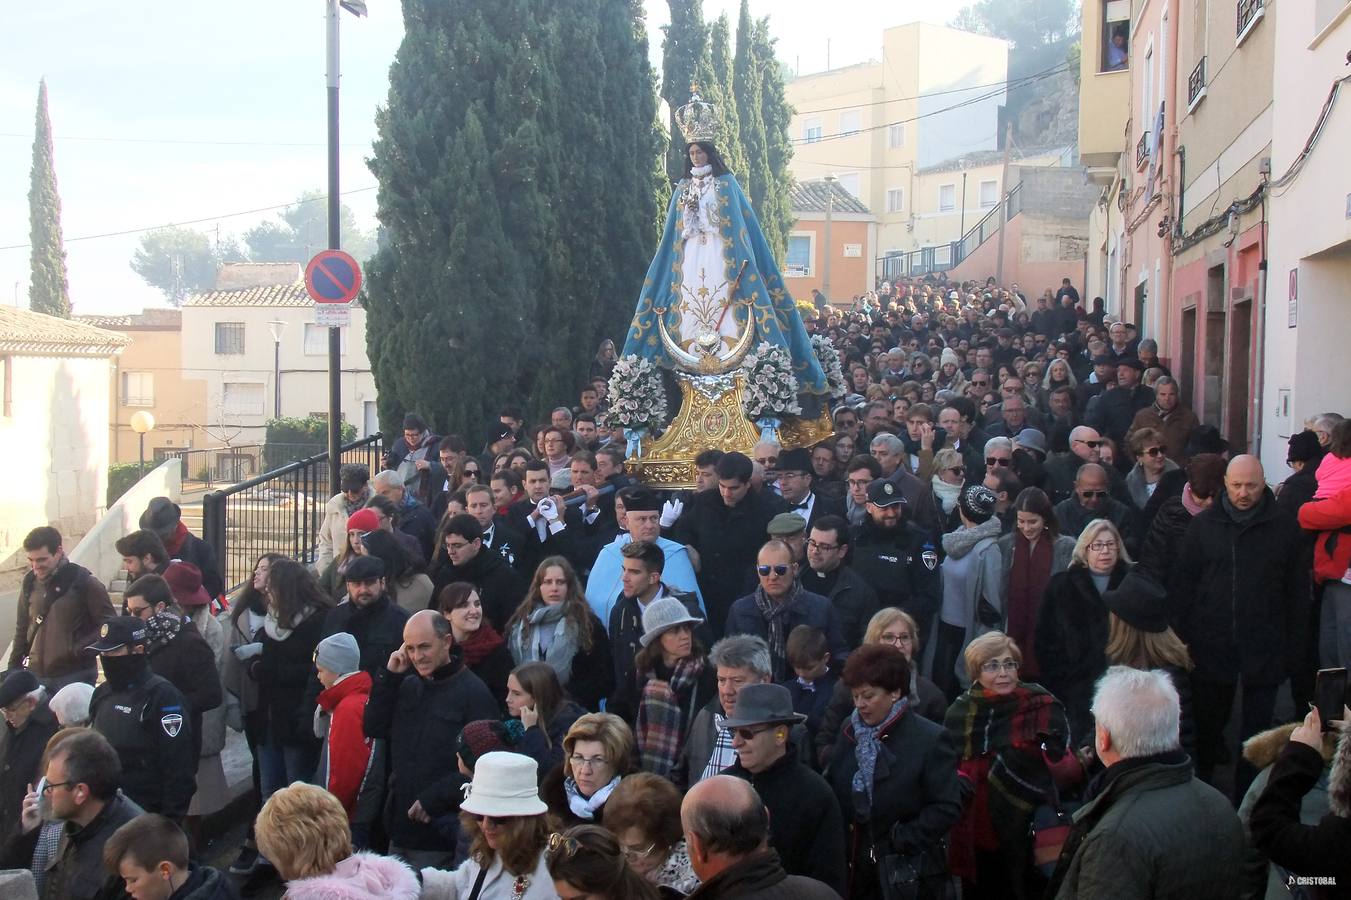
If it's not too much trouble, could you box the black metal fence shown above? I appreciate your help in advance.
[201,433,384,594]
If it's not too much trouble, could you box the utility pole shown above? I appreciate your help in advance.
[822,175,837,302]
[325,0,343,495]
[994,122,1013,286]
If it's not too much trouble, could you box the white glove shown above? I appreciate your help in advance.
[233,642,264,662]
[660,498,684,528]
[536,497,560,524]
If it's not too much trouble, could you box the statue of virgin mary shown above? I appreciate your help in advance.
[622,90,827,395]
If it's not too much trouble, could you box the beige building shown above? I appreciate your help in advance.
[0,307,127,566]
[180,263,378,447]
[786,23,1009,267]
[77,308,208,465]
[1078,0,1132,311]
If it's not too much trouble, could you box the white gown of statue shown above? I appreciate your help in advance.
[674,165,741,359]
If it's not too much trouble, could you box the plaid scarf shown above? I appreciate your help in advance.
[637,656,706,776]
[945,683,1069,812]
[754,582,802,681]
[144,611,184,652]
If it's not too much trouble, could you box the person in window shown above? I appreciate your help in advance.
[1105,28,1129,70]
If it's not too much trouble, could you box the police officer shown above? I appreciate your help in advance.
[849,479,942,643]
[87,616,197,819]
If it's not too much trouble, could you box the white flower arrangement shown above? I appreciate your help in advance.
[605,355,668,431]
[810,334,848,400]
[740,342,802,420]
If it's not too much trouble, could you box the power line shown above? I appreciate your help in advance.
[0,132,370,149]
[792,61,1072,116]
[0,186,377,252]
[790,64,1071,146]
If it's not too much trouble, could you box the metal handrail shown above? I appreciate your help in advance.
[873,182,1025,281]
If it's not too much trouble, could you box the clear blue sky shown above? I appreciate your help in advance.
[0,0,964,315]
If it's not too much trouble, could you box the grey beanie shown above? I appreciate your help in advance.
[315,632,361,676]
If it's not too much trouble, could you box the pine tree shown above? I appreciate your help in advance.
[752,17,796,261]
[733,0,768,214]
[28,79,71,318]
[661,0,708,184]
[705,14,746,178]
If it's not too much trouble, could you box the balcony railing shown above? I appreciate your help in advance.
[1187,57,1207,112]
[1136,132,1151,170]
[1237,0,1264,43]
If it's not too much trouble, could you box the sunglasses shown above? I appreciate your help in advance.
[472,814,511,826]
[463,468,480,477]
[757,564,791,577]
[948,465,965,475]
[1075,439,1105,449]
[1079,490,1107,499]
[1142,447,1164,458]
[728,725,775,741]
[986,457,1011,467]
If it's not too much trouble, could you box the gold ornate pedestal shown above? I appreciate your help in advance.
[628,372,834,489]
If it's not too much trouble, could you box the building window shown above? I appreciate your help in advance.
[223,382,265,417]
[838,110,862,136]
[785,234,813,277]
[121,372,154,407]
[886,188,905,213]
[802,119,823,143]
[836,173,861,199]
[979,180,999,208]
[214,322,245,355]
[1,356,10,418]
[1101,0,1131,71]
[888,124,905,148]
[938,184,957,212]
[304,323,347,356]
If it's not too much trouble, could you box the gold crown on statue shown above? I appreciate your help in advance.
[676,85,718,143]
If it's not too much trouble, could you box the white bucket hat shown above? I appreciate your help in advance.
[459,752,547,818]
[639,596,704,647]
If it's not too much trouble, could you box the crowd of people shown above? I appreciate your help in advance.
[2,273,1350,899]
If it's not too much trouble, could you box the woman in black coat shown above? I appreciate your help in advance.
[828,645,963,900]
[1033,519,1130,747]
[247,559,332,798]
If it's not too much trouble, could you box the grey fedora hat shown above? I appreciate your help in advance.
[720,683,807,730]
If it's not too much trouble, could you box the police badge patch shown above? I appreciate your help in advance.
[921,549,938,571]
[161,713,183,738]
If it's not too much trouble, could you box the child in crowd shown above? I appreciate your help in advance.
[782,625,838,745]
[103,813,235,900]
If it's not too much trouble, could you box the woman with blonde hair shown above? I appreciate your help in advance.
[254,782,418,899]
[930,447,967,522]
[506,556,612,710]
[944,632,1073,899]
[541,712,635,827]
[814,607,947,768]
[420,752,557,899]
[1033,518,1132,745]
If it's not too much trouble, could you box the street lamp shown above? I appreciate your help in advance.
[267,320,288,418]
[130,411,156,479]
[822,174,837,303]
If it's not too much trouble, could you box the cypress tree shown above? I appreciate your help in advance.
[752,17,796,261]
[705,14,746,178]
[28,79,71,318]
[733,0,768,215]
[661,0,708,184]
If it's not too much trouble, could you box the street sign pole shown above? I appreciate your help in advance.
[325,0,342,495]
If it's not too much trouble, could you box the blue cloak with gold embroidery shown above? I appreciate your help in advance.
[621,173,828,394]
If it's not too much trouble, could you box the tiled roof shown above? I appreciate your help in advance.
[182,282,312,307]
[77,308,181,329]
[0,306,130,356]
[791,180,872,215]
[916,144,1073,175]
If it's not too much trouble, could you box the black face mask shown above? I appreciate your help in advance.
[100,654,148,690]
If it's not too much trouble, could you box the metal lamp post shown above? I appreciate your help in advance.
[267,319,288,418]
[822,174,837,302]
[129,411,156,479]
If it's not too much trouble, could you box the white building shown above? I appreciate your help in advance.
[0,307,128,565]
[180,263,378,447]
[1258,3,1351,470]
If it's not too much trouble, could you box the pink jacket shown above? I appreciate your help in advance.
[282,852,420,900]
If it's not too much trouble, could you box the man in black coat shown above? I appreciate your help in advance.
[670,452,787,638]
[1053,463,1141,556]
[721,684,848,895]
[1085,358,1155,469]
[363,611,498,869]
[850,479,942,644]
[465,483,527,572]
[0,669,58,844]
[431,514,529,633]
[1170,455,1311,799]
[139,497,224,598]
[802,515,880,649]
[1043,425,1131,505]
[775,448,845,532]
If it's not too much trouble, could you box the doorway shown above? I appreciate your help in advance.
[1203,311,1225,427]
[1226,299,1252,453]
[1179,307,1197,405]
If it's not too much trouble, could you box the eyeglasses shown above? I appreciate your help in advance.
[980,659,1019,674]
[569,754,609,771]
[728,725,774,741]
[622,840,658,862]
[1079,490,1107,500]
[41,781,73,794]
[985,457,1011,467]
[1142,447,1163,458]
[847,478,872,489]
[1088,540,1117,552]
[757,564,791,577]
[806,538,840,552]
[1074,439,1104,449]
[879,631,914,646]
